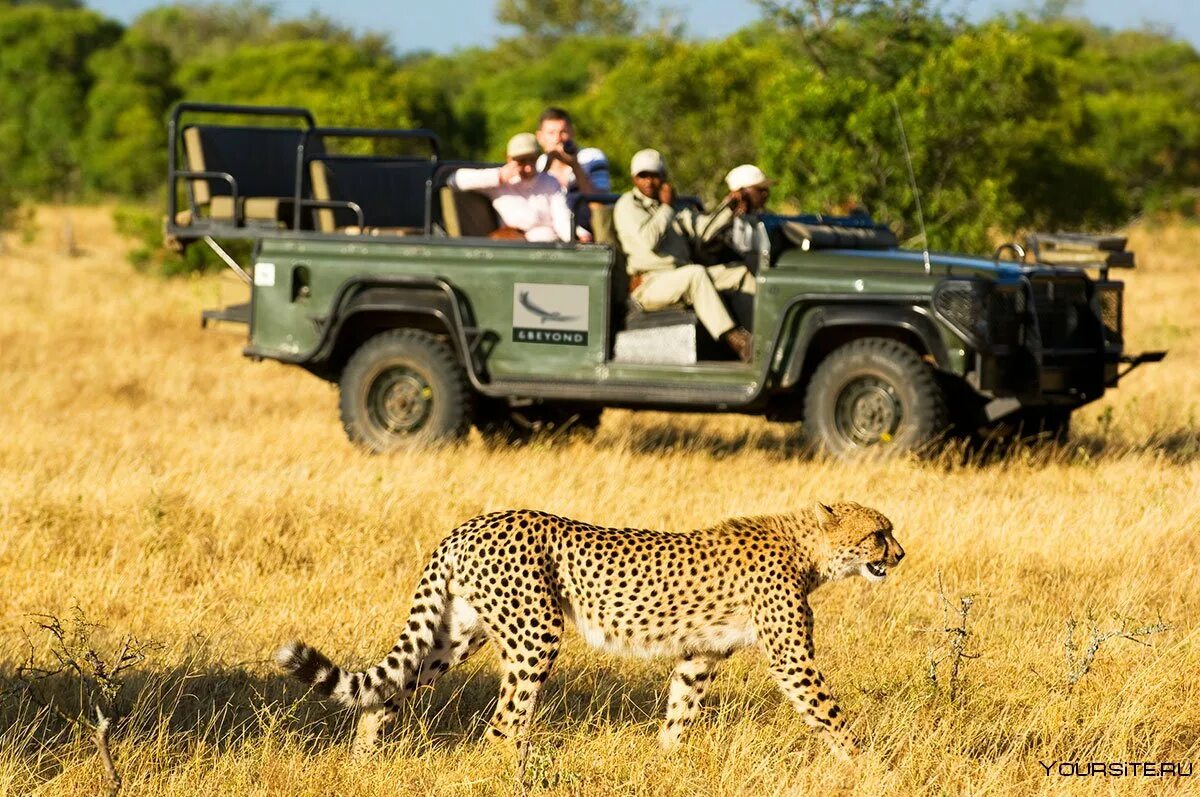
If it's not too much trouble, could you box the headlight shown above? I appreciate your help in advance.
[1093,283,1123,346]
[933,279,989,346]
[933,279,1029,351]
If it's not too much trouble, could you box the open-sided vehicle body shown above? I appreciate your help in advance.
[169,102,1164,456]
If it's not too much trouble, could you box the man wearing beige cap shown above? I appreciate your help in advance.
[719,163,773,257]
[613,148,755,362]
[449,132,585,242]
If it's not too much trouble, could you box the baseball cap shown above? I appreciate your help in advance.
[630,149,667,177]
[506,132,540,160]
[725,164,773,192]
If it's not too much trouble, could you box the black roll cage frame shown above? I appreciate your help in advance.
[166,102,440,242]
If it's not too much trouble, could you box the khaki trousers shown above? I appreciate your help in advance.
[631,264,756,340]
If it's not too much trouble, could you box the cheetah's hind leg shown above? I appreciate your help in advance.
[353,597,486,755]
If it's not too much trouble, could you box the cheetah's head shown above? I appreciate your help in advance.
[814,501,904,583]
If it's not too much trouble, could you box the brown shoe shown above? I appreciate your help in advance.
[723,326,753,362]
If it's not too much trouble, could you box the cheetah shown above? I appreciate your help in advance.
[276,501,903,765]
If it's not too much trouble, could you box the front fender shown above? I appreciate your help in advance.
[778,303,950,389]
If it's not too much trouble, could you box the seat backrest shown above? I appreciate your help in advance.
[182,125,312,206]
[590,202,617,246]
[310,157,434,232]
[439,186,499,237]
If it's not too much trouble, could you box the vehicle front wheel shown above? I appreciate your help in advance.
[803,337,949,458]
[339,330,469,452]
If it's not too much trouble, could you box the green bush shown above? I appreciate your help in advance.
[113,205,249,278]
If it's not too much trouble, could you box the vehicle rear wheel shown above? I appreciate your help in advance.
[803,338,949,458]
[339,330,469,452]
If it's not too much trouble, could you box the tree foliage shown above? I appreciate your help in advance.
[0,6,121,197]
[81,33,179,196]
[496,0,639,40]
[0,0,1197,246]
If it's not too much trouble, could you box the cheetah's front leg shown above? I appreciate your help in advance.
[755,598,860,760]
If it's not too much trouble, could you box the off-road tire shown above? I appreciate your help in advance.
[339,330,469,452]
[803,337,949,458]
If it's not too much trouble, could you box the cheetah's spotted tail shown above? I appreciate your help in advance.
[276,551,452,709]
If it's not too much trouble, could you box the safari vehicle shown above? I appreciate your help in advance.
[169,102,1165,456]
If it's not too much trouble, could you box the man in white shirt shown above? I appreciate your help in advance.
[448,133,582,242]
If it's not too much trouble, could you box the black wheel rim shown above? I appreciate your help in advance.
[367,366,433,435]
[834,376,902,447]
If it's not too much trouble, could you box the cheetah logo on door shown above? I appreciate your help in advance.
[512,283,589,346]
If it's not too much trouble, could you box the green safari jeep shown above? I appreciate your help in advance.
[168,103,1164,456]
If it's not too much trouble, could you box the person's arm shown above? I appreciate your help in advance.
[549,189,573,242]
[693,198,738,245]
[447,167,502,194]
[615,194,676,255]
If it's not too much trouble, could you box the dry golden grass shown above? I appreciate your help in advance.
[1,206,1197,796]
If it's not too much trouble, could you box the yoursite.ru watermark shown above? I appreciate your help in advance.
[1039,761,1193,778]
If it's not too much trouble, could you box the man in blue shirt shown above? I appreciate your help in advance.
[535,107,610,229]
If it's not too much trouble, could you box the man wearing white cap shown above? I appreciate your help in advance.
[448,132,585,242]
[720,163,774,257]
[613,148,755,362]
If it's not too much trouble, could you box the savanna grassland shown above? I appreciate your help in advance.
[1,207,1197,796]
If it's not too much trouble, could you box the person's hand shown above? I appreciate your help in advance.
[725,189,746,215]
[499,161,521,183]
[546,145,578,168]
[577,229,593,243]
[658,181,675,206]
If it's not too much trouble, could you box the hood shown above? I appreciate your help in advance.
[825,248,1029,282]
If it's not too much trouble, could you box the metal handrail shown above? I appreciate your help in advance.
[171,170,237,224]
[299,199,365,231]
[167,102,314,236]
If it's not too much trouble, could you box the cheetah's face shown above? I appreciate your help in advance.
[815,502,905,583]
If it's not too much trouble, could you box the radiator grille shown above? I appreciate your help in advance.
[987,289,1026,347]
[1029,277,1097,349]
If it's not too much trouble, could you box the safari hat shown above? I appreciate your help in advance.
[630,149,667,177]
[506,132,540,160]
[725,164,773,192]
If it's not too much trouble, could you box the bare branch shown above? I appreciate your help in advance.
[1062,614,1171,690]
[93,707,121,797]
[918,570,980,701]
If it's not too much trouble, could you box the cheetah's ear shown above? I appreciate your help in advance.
[813,502,835,527]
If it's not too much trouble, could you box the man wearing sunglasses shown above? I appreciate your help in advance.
[613,149,755,362]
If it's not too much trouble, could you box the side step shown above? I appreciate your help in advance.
[201,302,251,328]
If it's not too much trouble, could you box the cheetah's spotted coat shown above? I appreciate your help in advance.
[277,501,903,763]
